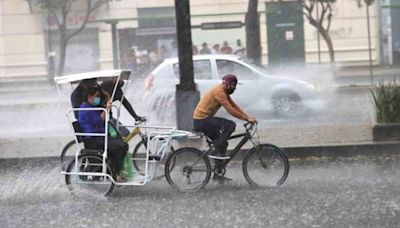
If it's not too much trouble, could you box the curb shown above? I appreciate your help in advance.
[282,141,400,159]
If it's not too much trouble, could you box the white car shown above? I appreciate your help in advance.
[144,54,323,121]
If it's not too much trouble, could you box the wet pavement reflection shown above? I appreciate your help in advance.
[1,155,400,227]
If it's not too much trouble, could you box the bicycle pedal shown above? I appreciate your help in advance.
[208,154,230,160]
[149,155,161,161]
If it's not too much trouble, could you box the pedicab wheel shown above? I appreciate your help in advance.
[60,140,76,171]
[243,144,289,187]
[132,140,175,179]
[65,154,116,196]
[165,147,211,192]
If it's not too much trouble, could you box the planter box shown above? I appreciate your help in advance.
[373,123,400,141]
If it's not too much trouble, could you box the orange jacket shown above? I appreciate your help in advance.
[193,84,249,121]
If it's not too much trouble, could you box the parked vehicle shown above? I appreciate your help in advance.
[144,54,323,121]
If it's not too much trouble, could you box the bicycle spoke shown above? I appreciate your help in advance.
[65,155,115,196]
[191,167,209,172]
[243,144,289,187]
[165,148,211,192]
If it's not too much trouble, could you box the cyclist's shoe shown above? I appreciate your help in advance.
[213,174,233,183]
[135,116,147,123]
[208,150,230,160]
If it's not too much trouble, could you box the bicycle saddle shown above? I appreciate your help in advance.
[191,130,216,145]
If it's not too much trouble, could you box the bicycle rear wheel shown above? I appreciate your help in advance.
[165,147,211,192]
[131,140,147,173]
[243,144,289,187]
[65,154,115,196]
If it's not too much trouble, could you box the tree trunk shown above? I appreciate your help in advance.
[310,19,335,63]
[319,28,335,63]
[57,38,67,76]
[245,0,261,65]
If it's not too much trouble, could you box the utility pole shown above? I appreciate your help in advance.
[47,10,55,80]
[174,0,200,131]
[366,1,374,85]
[109,21,120,68]
[317,2,321,63]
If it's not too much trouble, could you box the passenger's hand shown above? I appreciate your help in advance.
[248,117,257,124]
[105,99,112,111]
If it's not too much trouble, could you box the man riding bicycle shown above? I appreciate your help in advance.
[193,74,257,182]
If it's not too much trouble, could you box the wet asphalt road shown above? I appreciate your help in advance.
[1,154,400,228]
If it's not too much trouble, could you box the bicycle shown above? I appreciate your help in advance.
[164,122,290,192]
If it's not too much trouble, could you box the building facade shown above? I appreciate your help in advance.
[0,0,386,79]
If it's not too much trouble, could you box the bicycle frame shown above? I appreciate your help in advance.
[204,123,259,168]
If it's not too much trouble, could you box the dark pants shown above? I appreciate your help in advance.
[85,137,128,175]
[194,117,236,167]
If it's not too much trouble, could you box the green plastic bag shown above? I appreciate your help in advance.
[108,122,118,138]
[120,153,134,179]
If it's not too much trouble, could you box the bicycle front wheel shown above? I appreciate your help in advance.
[243,144,289,187]
[165,147,211,192]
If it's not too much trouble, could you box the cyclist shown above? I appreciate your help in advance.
[100,78,145,135]
[193,74,257,181]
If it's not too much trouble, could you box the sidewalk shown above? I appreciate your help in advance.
[2,121,400,160]
[336,65,400,78]
[2,64,400,160]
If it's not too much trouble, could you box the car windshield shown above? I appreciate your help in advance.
[241,58,275,75]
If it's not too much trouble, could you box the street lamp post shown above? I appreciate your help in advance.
[366,0,374,85]
[110,21,120,69]
[47,10,55,80]
[317,2,321,63]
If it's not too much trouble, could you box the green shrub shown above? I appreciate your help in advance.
[371,81,400,123]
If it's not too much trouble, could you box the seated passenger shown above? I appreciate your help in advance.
[78,86,128,182]
[71,78,98,118]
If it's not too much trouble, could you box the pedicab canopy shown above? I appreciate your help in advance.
[54,70,131,85]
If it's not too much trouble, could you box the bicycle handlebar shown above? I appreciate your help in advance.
[244,121,256,131]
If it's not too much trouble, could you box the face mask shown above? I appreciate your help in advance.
[93,97,101,106]
[226,84,236,95]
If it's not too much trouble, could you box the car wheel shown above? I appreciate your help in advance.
[271,91,303,115]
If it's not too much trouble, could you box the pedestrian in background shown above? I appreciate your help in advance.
[193,45,199,55]
[233,39,246,57]
[200,42,211,54]
[220,41,233,54]
[212,44,220,54]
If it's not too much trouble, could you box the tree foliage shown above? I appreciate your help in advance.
[37,0,109,76]
[356,0,375,7]
[279,0,337,63]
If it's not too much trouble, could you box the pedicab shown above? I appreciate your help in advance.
[54,70,193,196]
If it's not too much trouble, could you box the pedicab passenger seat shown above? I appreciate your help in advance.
[72,121,103,155]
